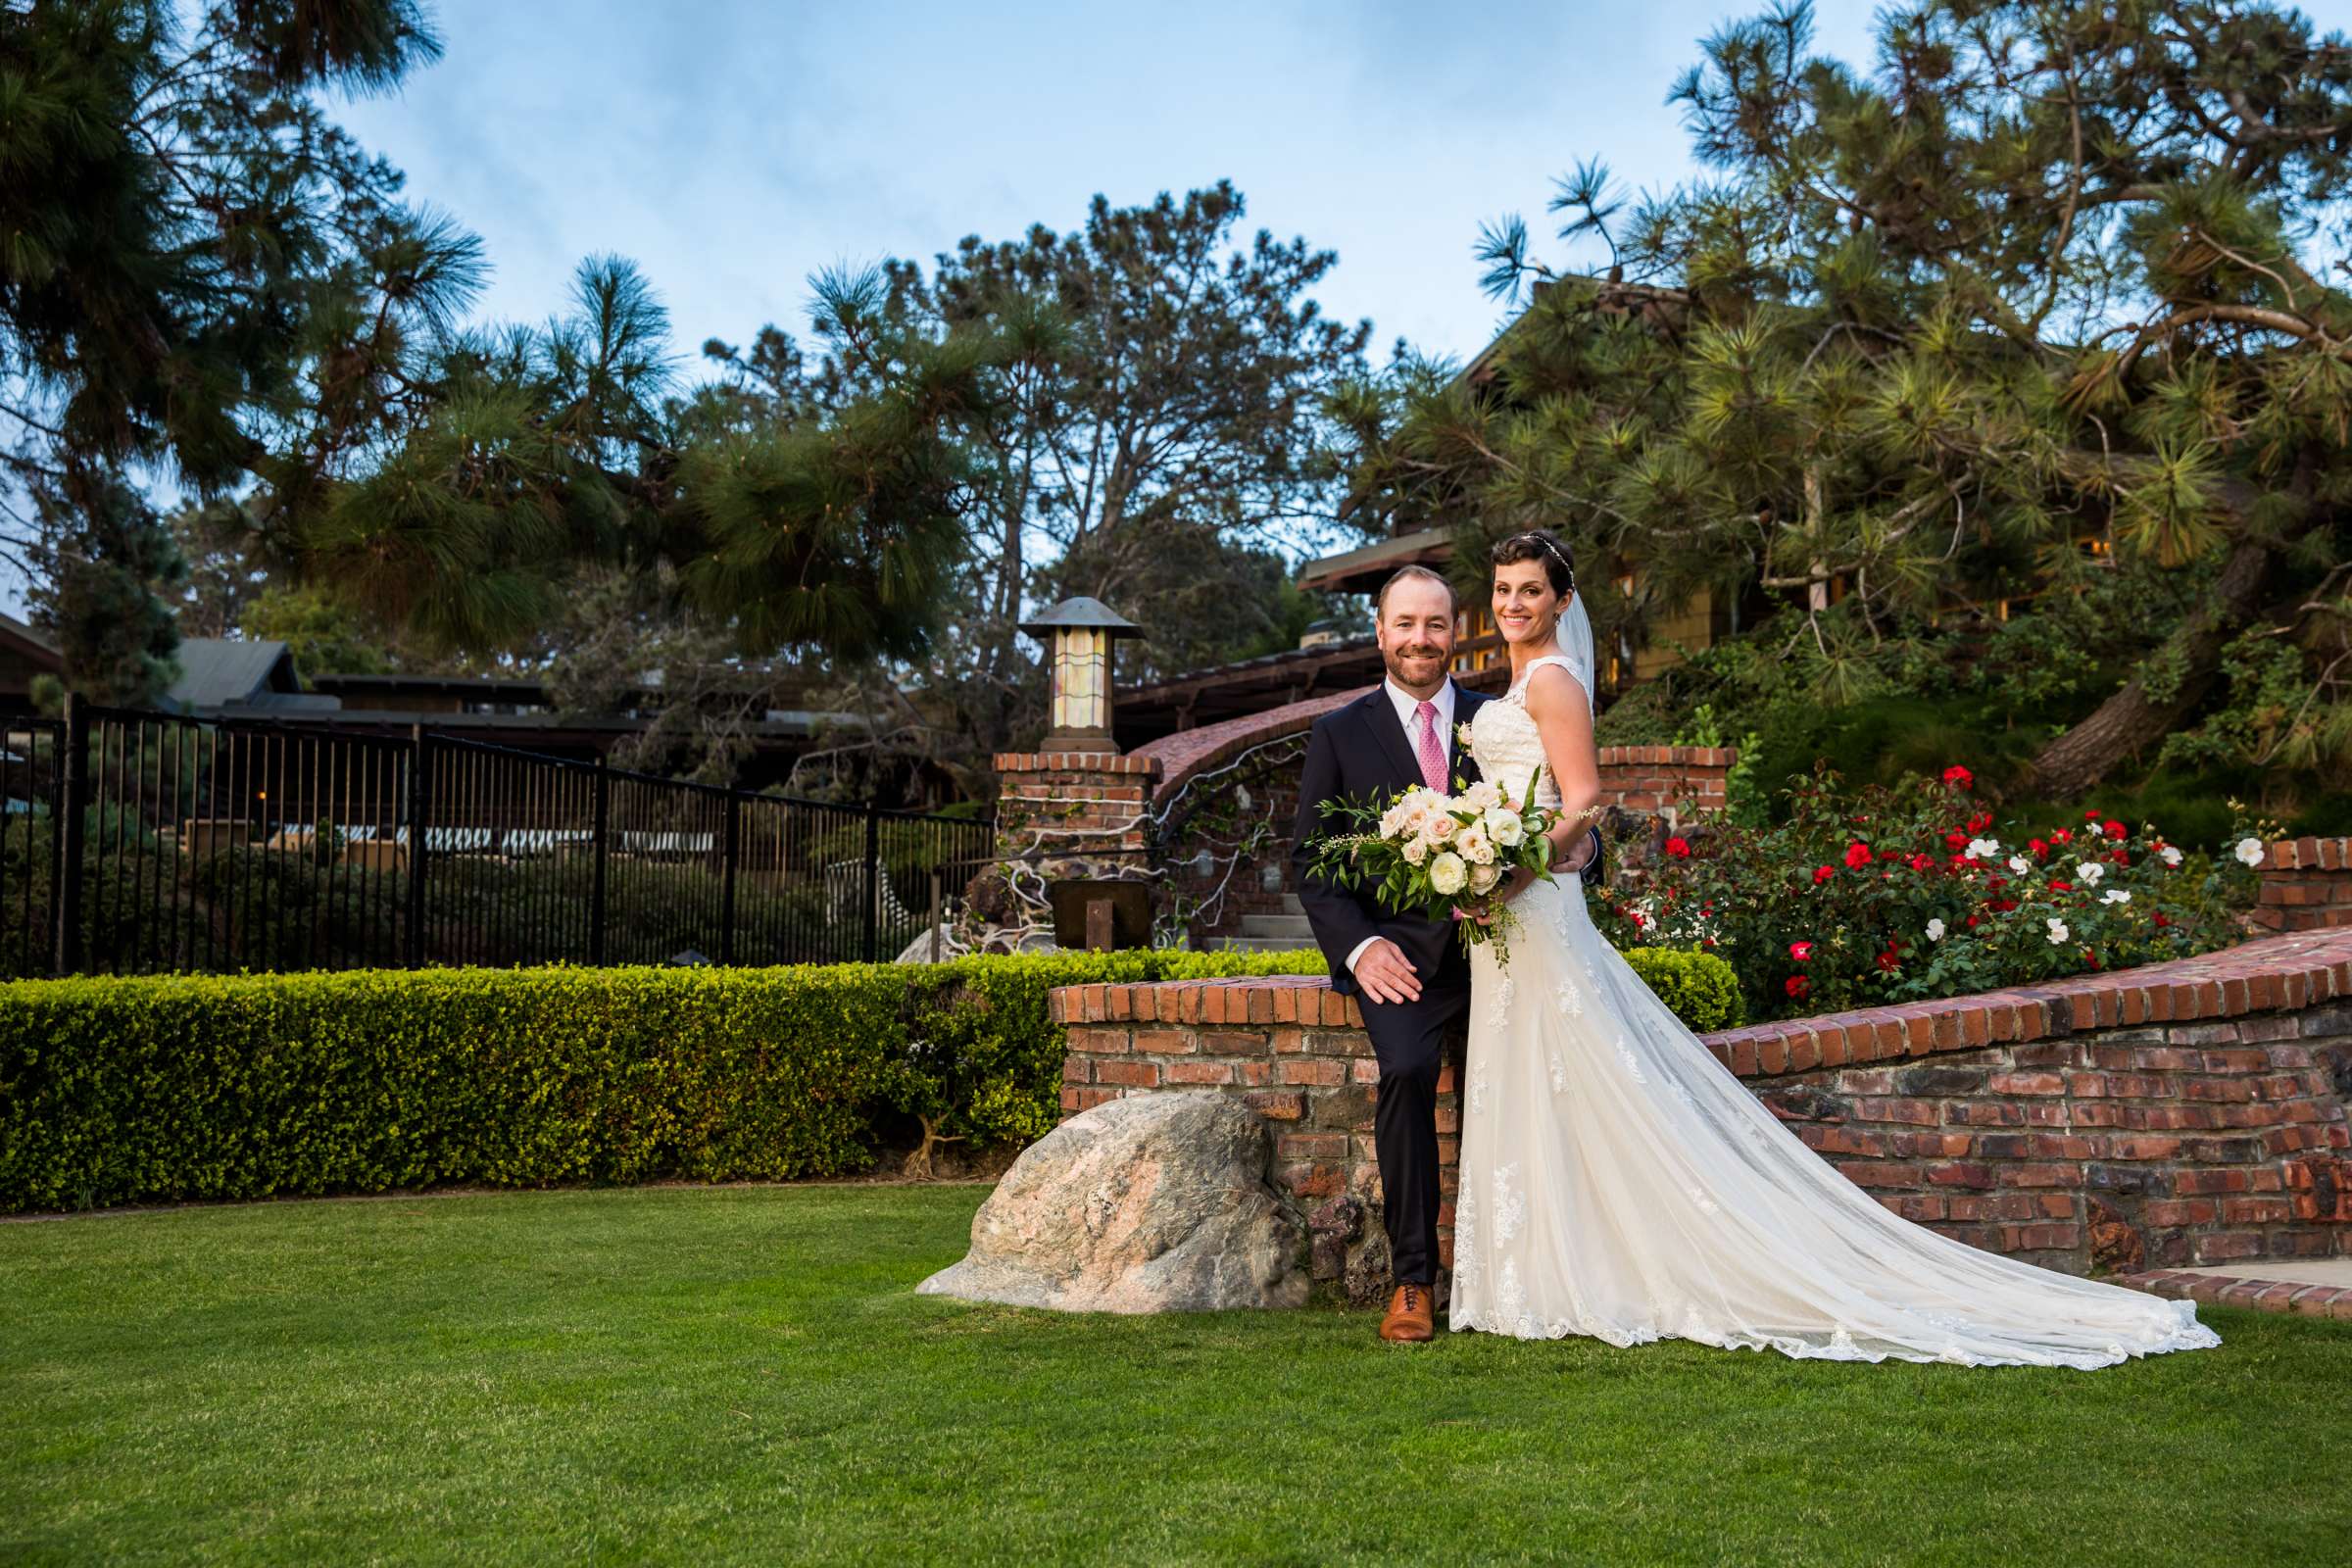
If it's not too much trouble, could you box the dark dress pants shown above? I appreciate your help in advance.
[1356,980,1469,1286]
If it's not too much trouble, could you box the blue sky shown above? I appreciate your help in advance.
[4,0,1893,622]
[335,0,1886,371]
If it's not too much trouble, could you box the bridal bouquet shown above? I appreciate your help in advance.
[1303,772,1561,962]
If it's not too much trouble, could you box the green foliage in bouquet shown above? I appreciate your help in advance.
[1303,770,1566,956]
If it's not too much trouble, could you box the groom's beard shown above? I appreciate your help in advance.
[1388,645,1448,685]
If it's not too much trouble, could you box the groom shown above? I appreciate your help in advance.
[1290,564,1601,1343]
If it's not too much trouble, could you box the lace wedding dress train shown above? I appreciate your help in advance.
[1447,654,2220,1368]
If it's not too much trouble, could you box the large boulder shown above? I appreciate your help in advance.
[916,1091,1310,1312]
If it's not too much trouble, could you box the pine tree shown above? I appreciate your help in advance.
[704,183,1373,766]
[0,0,448,701]
[1343,0,2352,798]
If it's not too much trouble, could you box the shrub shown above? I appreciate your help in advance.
[1590,765,2265,1022]
[0,950,1324,1214]
[0,939,1753,1212]
[1619,947,1745,1032]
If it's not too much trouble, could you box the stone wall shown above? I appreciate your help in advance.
[1053,927,2352,1303]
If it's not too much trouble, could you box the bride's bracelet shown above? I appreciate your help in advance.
[1551,804,1607,837]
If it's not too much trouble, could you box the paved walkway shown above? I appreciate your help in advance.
[2122,1259,2352,1318]
[2163,1257,2352,1288]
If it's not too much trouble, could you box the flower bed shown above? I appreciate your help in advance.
[1592,765,2267,1023]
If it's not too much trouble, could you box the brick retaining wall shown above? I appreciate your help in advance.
[2258,837,2352,933]
[1053,928,2352,1302]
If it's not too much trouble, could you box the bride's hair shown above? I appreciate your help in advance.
[1490,528,1577,598]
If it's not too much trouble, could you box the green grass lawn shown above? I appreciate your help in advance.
[3,1185,2347,1567]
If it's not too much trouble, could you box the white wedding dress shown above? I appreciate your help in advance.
[1447,648,2221,1367]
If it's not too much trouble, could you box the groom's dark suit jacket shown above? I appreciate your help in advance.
[1289,681,1608,999]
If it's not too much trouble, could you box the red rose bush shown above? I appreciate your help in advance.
[1589,766,2270,1022]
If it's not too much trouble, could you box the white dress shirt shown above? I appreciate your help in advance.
[1345,677,1457,977]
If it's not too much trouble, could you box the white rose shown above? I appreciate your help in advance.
[1463,780,1503,812]
[2102,888,2131,905]
[2234,836,2266,867]
[2160,845,2183,867]
[1428,851,1467,896]
[1966,837,1999,859]
[1456,825,1495,866]
[2007,855,2032,875]
[1380,802,1411,840]
[1484,807,1525,848]
[2045,918,2070,946]
[1402,837,1429,866]
[1927,917,1946,942]
[1469,860,1502,895]
[2076,859,2105,884]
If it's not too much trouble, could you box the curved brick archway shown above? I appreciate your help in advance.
[1134,682,1739,815]
[1133,688,1366,808]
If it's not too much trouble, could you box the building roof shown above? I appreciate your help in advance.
[309,671,551,703]
[1112,636,1383,748]
[166,639,315,711]
[0,609,61,668]
[1297,527,1455,596]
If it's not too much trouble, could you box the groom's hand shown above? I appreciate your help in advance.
[1352,939,1422,1005]
[1552,826,1599,875]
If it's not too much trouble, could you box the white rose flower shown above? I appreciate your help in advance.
[2007,855,2032,875]
[1927,917,1946,942]
[2160,845,2183,867]
[2045,917,2070,945]
[1402,837,1429,866]
[2102,888,2131,905]
[1380,802,1412,840]
[1966,837,1999,859]
[2076,859,2105,884]
[1484,807,1525,848]
[1428,851,1467,896]
[2234,836,2266,867]
[1469,860,1502,895]
[1456,824,1495,866]
[1463,780,1503,812]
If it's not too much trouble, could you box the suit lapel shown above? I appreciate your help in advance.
[1450,683,1488,781]
[1359,688,1424,790]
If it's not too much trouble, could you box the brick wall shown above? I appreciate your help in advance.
[1052,927,2352,1303]
[2258,837,2352,933]
[992,751,1160,879]
[1160,765,1303,944]
[1593,745,1734,818]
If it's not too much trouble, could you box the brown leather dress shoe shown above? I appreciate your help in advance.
[1380,1282,1436,1343]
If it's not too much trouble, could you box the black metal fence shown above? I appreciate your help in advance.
[0,699,995,980]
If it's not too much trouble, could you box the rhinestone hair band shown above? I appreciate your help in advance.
[1515,532,1578,593]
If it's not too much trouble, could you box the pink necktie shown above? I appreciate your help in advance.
[1413,700,1447,791]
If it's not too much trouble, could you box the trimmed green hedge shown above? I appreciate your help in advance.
[0,952,1317,1213]
[0,944,1741,1214]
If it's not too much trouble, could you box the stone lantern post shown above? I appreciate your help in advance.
[994,597,1154,951]
[1019,597,1143,756]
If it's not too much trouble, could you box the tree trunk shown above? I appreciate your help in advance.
[2028,537,2275,799]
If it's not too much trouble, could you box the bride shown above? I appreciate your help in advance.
[1446,528,2220,1367]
